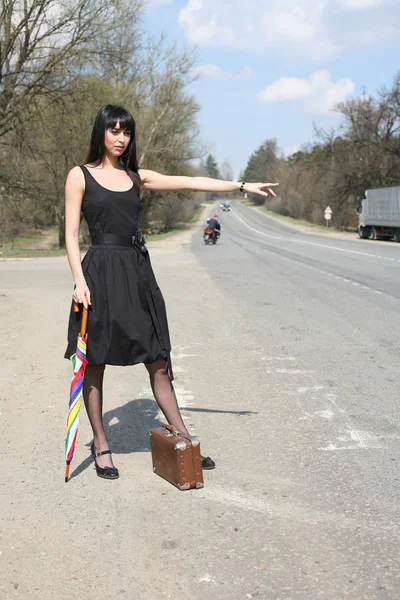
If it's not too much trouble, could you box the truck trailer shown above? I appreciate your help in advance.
[358,186,400,242]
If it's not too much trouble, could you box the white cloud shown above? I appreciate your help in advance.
[178,0,236,47]
[178,0,398,59]
[284,144,302,157]
[259,77,311,103]
[340,0,384,8]
[258,70,356,114]
[192,64,255,81]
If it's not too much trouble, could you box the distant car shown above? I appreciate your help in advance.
[221,202,231,211]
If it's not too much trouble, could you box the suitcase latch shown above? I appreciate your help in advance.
[175,441,187,451]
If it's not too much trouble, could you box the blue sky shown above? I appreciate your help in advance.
[145,0,400,178]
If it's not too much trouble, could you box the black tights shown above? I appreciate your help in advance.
[83,360,189,468]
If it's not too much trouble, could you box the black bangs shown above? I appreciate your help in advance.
[105,106,136,133]
[85,104,141,192]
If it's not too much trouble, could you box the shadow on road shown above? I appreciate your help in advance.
[181,407,257,417]
[69,398,162,480]
[69,398,258,480]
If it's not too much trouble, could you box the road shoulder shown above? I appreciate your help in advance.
[246,203,359,242]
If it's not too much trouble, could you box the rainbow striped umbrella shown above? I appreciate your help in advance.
[65,304,89,482]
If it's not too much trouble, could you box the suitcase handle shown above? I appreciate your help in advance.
[163,424,192,442]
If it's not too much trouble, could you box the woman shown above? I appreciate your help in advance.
[65,104,278,480]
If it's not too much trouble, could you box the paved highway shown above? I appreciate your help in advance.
[2,203,400,599]
[191,201,400,597]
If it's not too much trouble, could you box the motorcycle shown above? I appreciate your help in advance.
[203,227,218,245]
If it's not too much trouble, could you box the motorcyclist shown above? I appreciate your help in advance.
[207,215,221,240]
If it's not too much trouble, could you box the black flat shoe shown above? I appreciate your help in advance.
[201,455,216,470]
[91,442,119,480]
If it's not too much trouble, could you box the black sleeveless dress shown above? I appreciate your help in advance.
[64,165,173,378]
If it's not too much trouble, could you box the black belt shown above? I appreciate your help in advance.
[91,232,147,252]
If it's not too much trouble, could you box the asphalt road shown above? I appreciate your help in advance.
[1,203,400,599]
[192,202,400,597]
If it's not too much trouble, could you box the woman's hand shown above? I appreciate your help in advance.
[243,182,279,198]
[73,280,91,309]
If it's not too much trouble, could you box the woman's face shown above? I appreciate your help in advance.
[104,120,131,157]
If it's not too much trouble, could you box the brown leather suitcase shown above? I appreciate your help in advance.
[149,424,204,491]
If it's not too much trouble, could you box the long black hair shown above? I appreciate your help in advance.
[86,105,141,191]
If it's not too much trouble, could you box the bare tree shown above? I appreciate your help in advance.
[251,73,400,229]
[220,159,234,181]
[0,0,116,138]
[0,0,204,244]
[91,0,144,92]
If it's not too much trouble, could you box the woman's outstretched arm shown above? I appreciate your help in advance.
[139,169,279,198]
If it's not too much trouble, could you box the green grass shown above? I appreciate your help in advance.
[0,232,62,258]
[1,205,205,257]
[189,204,204,223]
[146,229,185,242]
[5,234,43,248]
[146,205,204,242]
[0,233,89,258]
[260,208,337,231]
[0,248,66,258]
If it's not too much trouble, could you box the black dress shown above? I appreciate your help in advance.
[64,165,173,378]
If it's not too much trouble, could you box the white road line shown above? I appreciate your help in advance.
[233,209,389,296]
[232,207,400,263]
[320,428,384,451]
[172,365,187,373]
[274,368,314,375]
[261,356,297,361]
[140,382,198,435]
[172,352,198,360]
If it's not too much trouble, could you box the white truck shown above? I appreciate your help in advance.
[358,186,400,241]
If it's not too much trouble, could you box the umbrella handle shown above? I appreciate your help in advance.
[73,302,89,337]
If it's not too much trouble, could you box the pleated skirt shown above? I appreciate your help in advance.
[64,245,173,377]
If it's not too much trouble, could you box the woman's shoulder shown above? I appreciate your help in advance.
[66,165,85,188]
[68,164,85,176]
